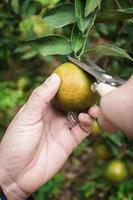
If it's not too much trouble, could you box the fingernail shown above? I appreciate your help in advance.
[89,105,99,113]
[45,73,60,85]
[92,104,99,110]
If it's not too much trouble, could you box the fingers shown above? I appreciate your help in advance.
[78,113,93,133]
[91,76,133,135]
[89,105,116,132]
[89,105,99,118]
[70,113,93,145]
[25,74,60,116]
[98,86,129,133]
[99,76,133,135]
[98,109,117,132]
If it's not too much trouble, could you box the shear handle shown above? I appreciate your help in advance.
[94,82,117,96]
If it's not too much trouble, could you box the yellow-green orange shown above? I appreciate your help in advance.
[105,160,128,183]
[92,120,103,135]
[94,140,113,160]
[53,62,98,112]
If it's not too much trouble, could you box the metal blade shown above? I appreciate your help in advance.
[86,58,105,73]
[68,56,125,86]
[68,56,106,82]
[86,58,126,86]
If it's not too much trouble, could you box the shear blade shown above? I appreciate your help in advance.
[68,56,125,86]
[68,56,106,82]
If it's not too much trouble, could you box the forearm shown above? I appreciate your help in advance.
[0,167,29,200]
[99,75,133,136]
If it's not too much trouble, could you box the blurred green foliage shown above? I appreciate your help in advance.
[0,0,133,199]
[36,175,65,200]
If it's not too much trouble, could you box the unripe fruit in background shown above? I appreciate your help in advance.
[17,77,31,91]
[92,120,103,135]
[105,160,128,183]
[94,140,113,160]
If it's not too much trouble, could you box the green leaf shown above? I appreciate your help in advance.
[27,35,72,56]
[127,18,133,23]
[22,50,37,60]
[105,132,125,149]
[15,45,31,53]
[11,0,20,14]
[21,1,41,18]
[85,0,101,17]
[43,4,76,28]
[86,44,133,61]
[75,0,92,32]
[76,12,97,58]
[71,24,83,53]
[97,8,133,23]
[84,13,97,37]
[0,10,14,19]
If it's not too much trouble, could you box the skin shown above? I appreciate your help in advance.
[0,73,133,199]
[89,75,133,136]
[0,74,93,200]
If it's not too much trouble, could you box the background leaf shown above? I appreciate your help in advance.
[28,35,72,56]
[85,0,101,17]
[86,44,133,60]
[97,8,133,22]
[21,50,37,60]
[21,1,41,18]
[43,4,76,28]
[11,0,20,14]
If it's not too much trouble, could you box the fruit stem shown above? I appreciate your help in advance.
[114,0,122,9]
[77,30,89,60]
[77,11,97,60]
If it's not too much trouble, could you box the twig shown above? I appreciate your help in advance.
[114,0,122,9]
[77,30,90,60]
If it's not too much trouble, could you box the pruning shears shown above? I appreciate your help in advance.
[68,56,126,96]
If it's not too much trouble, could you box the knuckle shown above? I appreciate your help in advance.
[32,87,39,96]
[43,81,49,91]
[32,86,43,99]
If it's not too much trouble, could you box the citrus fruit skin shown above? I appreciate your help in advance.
[94,140,113,160]
[53,62,98,112]
[92,120,103,135]
[105,160,128,183]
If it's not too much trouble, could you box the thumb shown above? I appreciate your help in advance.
[25,73,60,116]
[98,81,129,133]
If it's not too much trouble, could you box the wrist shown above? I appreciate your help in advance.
[0,167,29,200]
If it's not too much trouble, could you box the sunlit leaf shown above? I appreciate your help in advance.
[97,8,133,23]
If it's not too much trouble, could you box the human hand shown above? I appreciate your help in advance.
[0,74,93,200]
[89,76,133,136]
